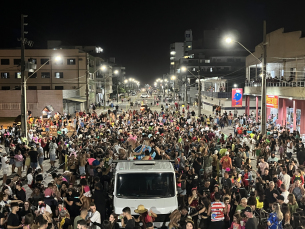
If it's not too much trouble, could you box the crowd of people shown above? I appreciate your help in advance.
[0,104,305,229]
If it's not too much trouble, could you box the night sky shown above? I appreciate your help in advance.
[1,0,305,85]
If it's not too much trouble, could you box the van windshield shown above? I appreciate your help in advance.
[116,173,175,198]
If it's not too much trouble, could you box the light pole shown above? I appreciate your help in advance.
[171,75,176,100]
[101,65,107,108]
[225,21,267,134]
[181,67,188,105]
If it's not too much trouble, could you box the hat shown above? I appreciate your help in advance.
[148,134,153,139]
[241,206,252,213]
[225,151,229,155]
[214,150,218,155]
[134,205,148,214]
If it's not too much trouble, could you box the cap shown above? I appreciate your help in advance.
[225,151,229,155]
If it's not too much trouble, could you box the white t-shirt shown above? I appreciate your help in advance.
[27,173,33,185]
[38,204,52,214]
[281,190,289,204]
[1,156,9,169]
[287,142,294,153]
[90,210,101,229]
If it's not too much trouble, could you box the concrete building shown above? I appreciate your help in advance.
[170,29,248,106]
[245,28,305,134]
[0,47,110,116]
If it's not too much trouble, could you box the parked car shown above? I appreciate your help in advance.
[141,94,149,98]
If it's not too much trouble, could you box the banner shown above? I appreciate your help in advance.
[266,95,279,108]
[232,88,243,107]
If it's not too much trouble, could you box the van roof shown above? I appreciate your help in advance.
[116,161,174,173]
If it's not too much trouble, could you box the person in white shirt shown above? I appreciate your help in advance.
[286,139,294,159]
[89,203,101,229]
[281,168,291,191]
[280,184,289,204]
[1,152,9,185]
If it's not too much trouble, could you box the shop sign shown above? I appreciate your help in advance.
[266,95,278,108]
[232,88,243,107]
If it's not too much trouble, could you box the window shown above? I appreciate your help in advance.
[40,58,49,65]
[1,59,10,65]
[28,86,37,90]
[55,72,63,78]
[236,58,241,62]
[15,86,21,90]
[227,58,234,62]
[1,72,9,78]
[171,62,174,65]
[224,67,230,71]
[2,86,10,90]
[67,59,76,65]
[14,59,21,65]
[15,72,21,78]
[116,173,175,198]
[271,71,275,78]
[28,58,37,64]
[41,86,51,90]
[205,60,210,63]
[217,59,221,62]
[28,72,37,78]
[210,68,213,72]
[192,68,196,71]
[55,86,64,90]
[41,72,50,78]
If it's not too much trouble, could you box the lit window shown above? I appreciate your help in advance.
[170,51,176,55]
[205,60,210,63]
[171,62,175,65]
[170,57,175,60]
[210,68,213,72]
[188,46,191,48]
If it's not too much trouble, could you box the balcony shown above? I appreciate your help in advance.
[244,80,305,98]
[201,91,231,98]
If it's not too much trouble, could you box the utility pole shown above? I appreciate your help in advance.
[185,74,187,105]
[20,14,27,140]
[261,20,267,135]
[117,84,119,103]
[198,66,202,116]
[86,53,89,112]
[104,73,106,108]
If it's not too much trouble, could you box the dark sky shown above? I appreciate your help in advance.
[1,0,305,84]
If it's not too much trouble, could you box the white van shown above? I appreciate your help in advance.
[113,160,178,227]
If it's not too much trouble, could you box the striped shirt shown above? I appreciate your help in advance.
[211,201,225,222]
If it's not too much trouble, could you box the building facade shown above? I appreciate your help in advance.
[245,28,305,134]
[0,47,111,116]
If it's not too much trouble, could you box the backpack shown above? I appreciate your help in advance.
[293,187,302,201]
[181,180,186,190]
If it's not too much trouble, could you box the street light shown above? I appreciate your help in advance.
[101,65,107,108]
[22,55,62,139]
[224,23,267,135]
[181,67,188,105]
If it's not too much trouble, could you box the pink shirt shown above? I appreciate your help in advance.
[44,188,54,197]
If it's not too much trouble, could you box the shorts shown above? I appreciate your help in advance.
[39,158,44,165]
[205,166,212,174]
[10,158,15,165]
[50,154,56,162]
[15,161,23,168]
[70,169,77,175]
[30,162,37,169]
[45,128,50,132]
[2,167,9,175]
[79,166,85,175]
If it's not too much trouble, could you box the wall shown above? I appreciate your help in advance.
[201,96,261,116]
[0,90,63,117]
[244,86,305,99]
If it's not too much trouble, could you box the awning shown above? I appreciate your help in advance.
[64,97,87,102]
[42,105,54,112]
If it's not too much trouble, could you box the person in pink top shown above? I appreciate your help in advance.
[14,150,24,176]
[80,177,91,210]
[229,213,242,229]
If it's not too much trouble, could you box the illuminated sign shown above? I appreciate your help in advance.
[266,95,278,108]
[232,88,243,107]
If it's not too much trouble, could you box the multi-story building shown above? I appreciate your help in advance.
[0,46,111,116]
[245,28,305,134]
